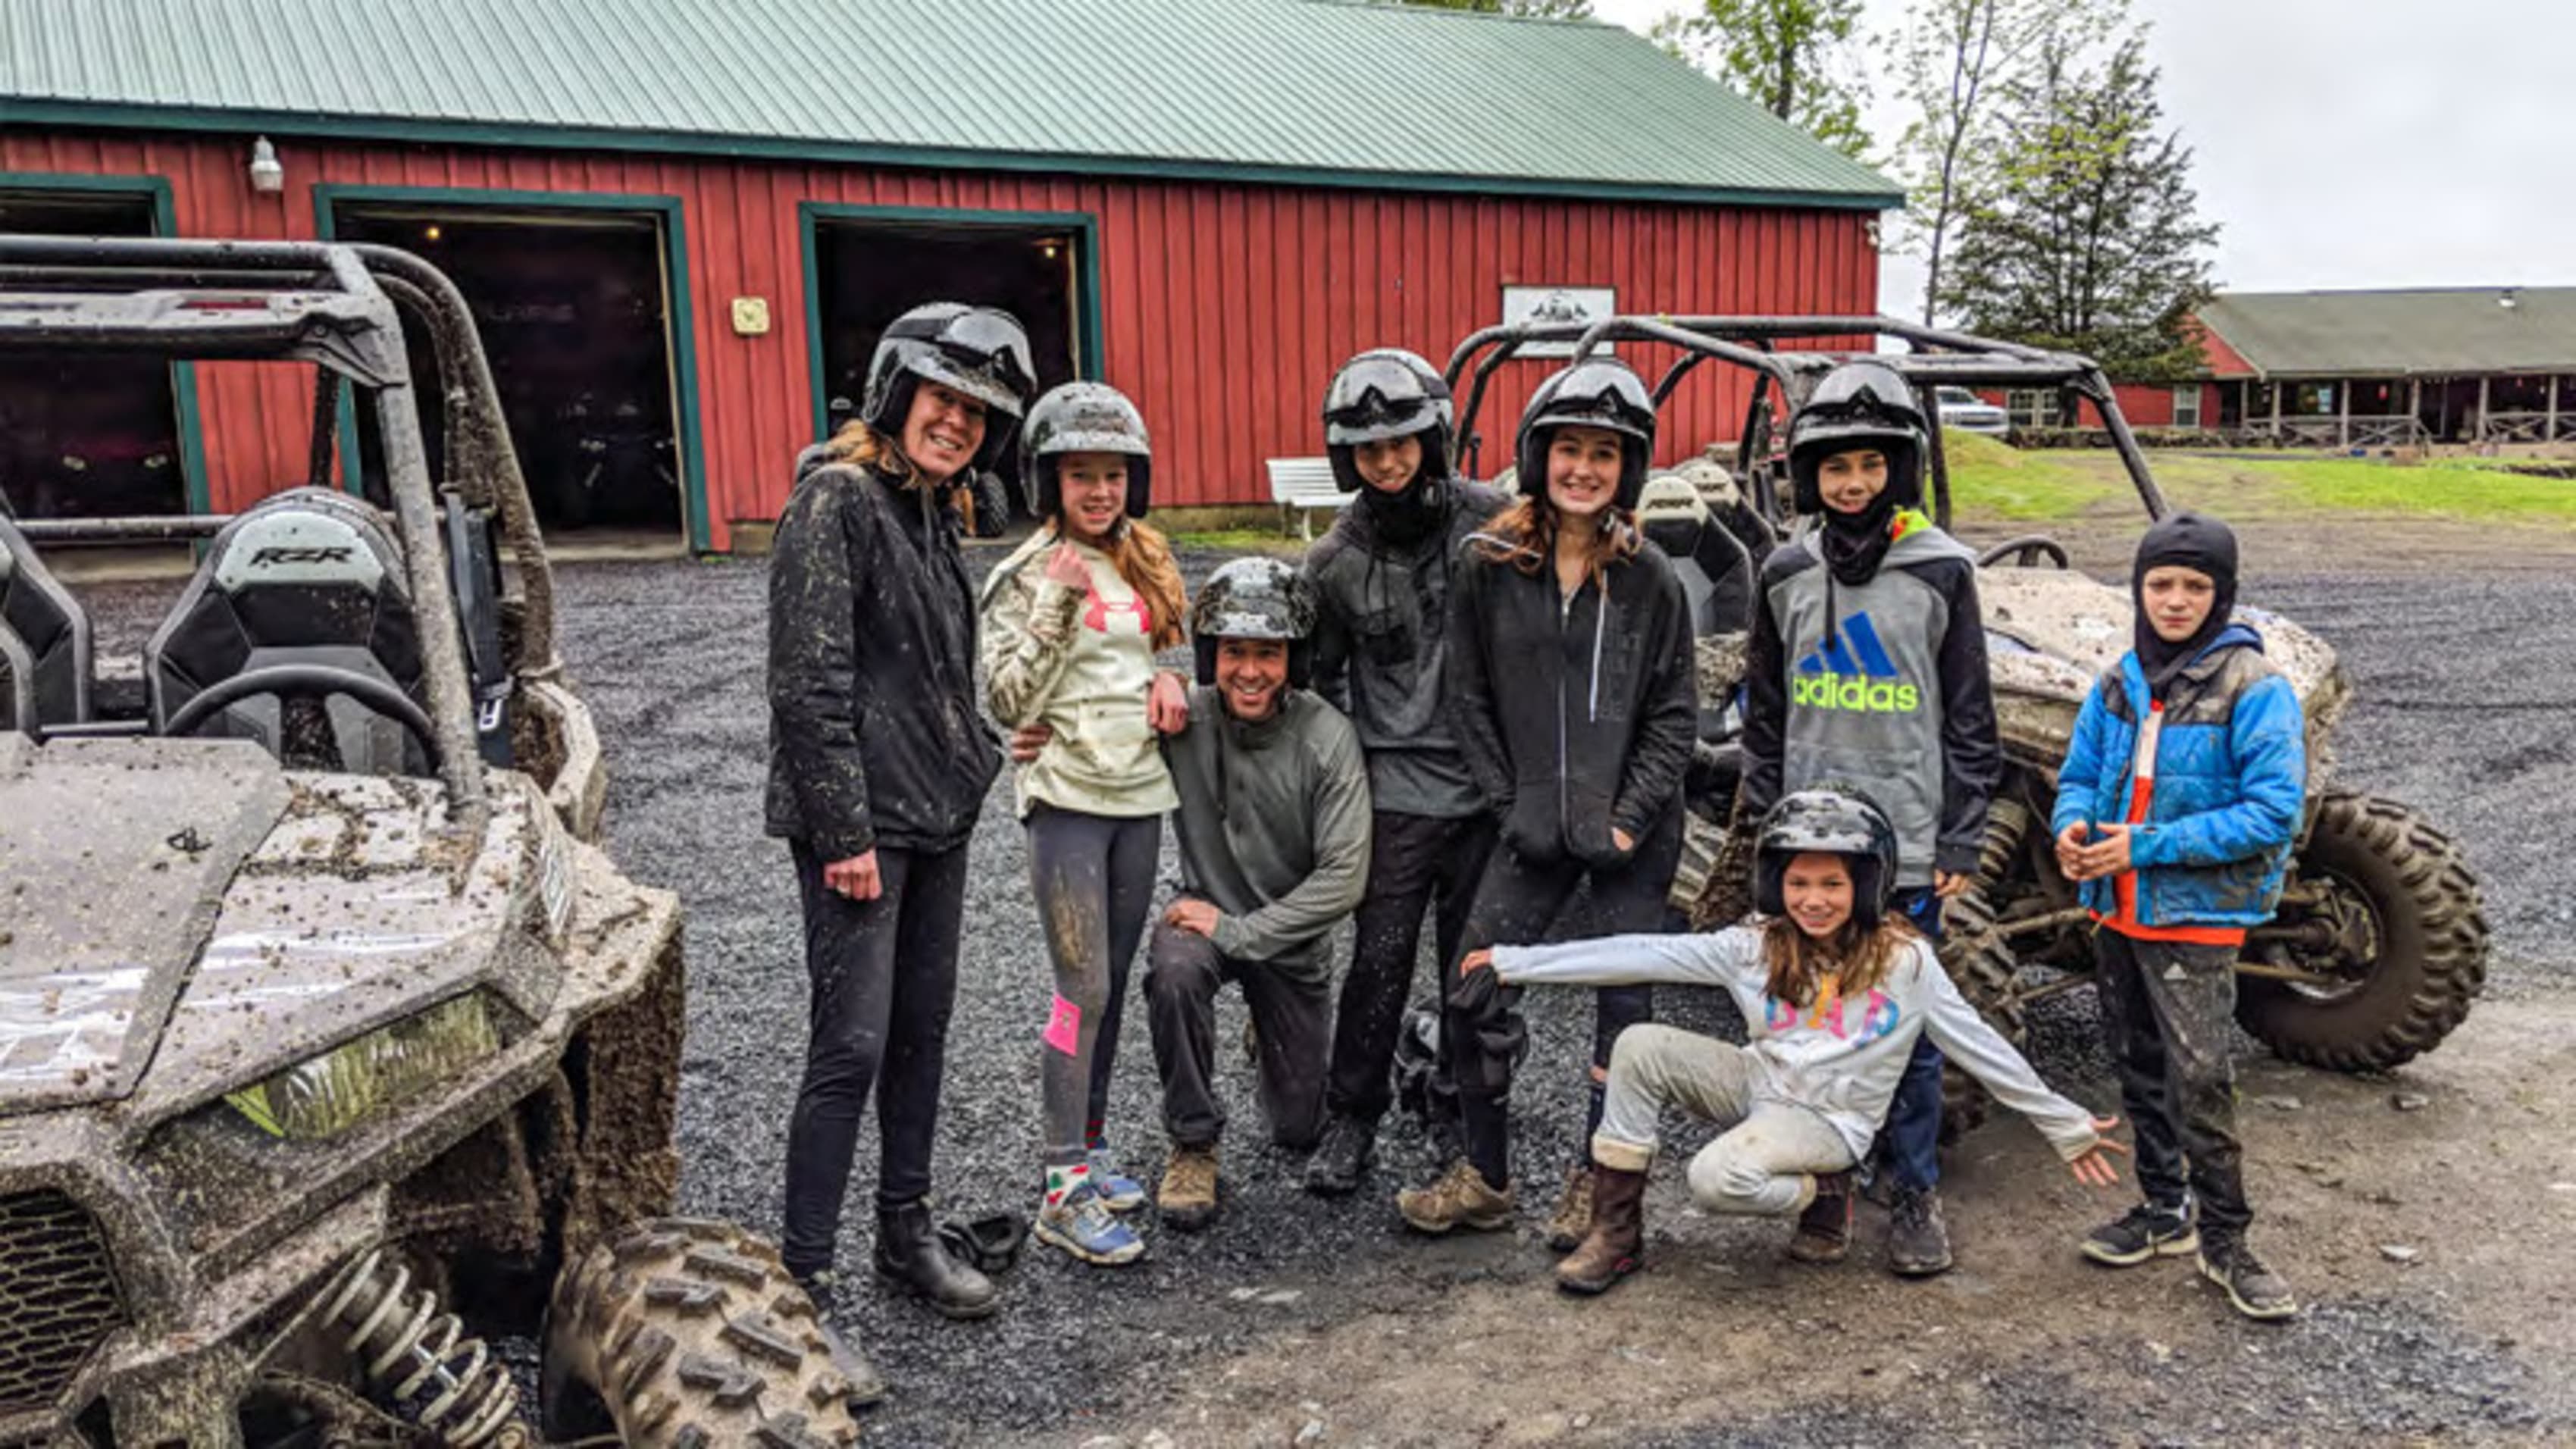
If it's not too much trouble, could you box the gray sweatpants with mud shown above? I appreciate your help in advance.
[1145,919,1332,1151]
[1593,1024,1855,1218]
[2095,929,2252,1238]
[1028,805,1160,1170]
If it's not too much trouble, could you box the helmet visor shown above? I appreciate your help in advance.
[909,310,1037,418]
[1324,355,1447,445]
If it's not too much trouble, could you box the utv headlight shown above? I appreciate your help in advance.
[226,992,499,1141]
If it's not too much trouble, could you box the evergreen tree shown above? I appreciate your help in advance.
[1654,0,1870,160]
[1938,34,2218,379]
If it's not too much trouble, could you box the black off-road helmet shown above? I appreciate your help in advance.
[1753,786,1901,931]
[1515,355,1657,512]
[1322,348,1456,493]
[1020,381,1153,521]
[1188,556,1318,688]
[859,302,1037,473]
[1786,360,1927,516]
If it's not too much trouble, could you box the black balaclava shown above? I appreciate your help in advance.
[1819,484,1904,586]
[2132,510,2241,699]
[1357,459,1447,549]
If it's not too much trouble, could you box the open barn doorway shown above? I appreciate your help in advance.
[332,202,687,544]
[0,189,189,523]
[808,213,1089,527]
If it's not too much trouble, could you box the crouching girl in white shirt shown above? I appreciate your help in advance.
[1461,786,2129,1294]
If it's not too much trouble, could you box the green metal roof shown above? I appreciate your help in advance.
[2199,287,2576,378]
[2,0,1900,208]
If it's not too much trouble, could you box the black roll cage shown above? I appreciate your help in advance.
[0,234,569,829]
[1440,314,2171,530]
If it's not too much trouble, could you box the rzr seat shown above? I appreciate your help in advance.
[0,513,93,734]
[147,489,425,774]
[1639,491,1754,640]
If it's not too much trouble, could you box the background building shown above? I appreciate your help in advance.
[2,0,1898,549]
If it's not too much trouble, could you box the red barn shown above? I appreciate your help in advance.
[2,0,1898,550]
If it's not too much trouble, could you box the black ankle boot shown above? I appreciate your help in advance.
[874,1200,1000,1320]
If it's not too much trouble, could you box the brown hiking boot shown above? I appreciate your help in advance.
[1158,1146,1220,1232]
[1556,1166,1646,1295]
[1544,1163,1598,1251]
[1788,1169,1855,1264]
[1396,1160,1516,1235]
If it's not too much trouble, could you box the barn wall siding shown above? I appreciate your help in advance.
[7,131,1878,549]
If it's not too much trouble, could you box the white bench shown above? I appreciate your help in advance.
[1266,457,1350,540]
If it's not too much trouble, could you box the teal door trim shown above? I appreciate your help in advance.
[796,202,1104,446]
[314,183,713,551]
[0,170,209,514]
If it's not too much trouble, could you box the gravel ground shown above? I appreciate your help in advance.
[61,543,2574,1444]
[529,548,2573,1444]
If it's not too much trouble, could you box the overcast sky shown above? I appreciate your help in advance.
[1588,0,2574,312]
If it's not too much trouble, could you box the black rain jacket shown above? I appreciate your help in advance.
[765,447,1002,859]
[1445,530,1698,868]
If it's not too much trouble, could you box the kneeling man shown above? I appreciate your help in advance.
[1150,558,1372,1229]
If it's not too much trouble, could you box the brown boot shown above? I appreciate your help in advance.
[1787,1170,1855,1265]
[1544,1163,1597,1252]
[1554,1166,1646,1296]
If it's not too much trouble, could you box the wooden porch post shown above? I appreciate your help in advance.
[2409,377,2422,444]
[2270,379,2282,435]
[2477,376,2492,444]
[2337,380,2351,447]
[2551,374,2563,443]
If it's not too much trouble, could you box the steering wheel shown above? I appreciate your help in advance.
[162,664,441,768]
[1977,536,2072,569]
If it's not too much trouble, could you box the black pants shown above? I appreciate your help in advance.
[1322,810,1499,1125]
[1453,809,1683,1188]
[2096,928,2252,1238]
[781,839,967,1275]
[1028,806,1160,1167]
[1145,921,1334,1152]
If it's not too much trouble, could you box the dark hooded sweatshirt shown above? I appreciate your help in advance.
[765,446,1003,859]
[1445,528,1698,868]
[1304,478,1509,818]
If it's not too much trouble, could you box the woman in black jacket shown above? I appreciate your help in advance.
[1394,356,1698,1246]
[766,303,1034,1322]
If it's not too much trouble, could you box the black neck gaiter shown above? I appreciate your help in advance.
[2131,511,2242,699]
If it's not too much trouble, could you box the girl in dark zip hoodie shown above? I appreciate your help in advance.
[1395,356,1697,1240]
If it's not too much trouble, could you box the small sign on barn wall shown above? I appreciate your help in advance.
[1501,286,1617,358]
[731,297,772,336]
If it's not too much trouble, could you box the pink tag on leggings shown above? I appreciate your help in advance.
[1042,995,1082,1056]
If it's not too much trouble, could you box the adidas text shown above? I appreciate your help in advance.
[1792,671,1921,713]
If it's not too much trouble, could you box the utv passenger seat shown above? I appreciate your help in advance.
[146,489,427,774]
[0,513,92,734]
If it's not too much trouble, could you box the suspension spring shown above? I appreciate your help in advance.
[312,1250,526,1448]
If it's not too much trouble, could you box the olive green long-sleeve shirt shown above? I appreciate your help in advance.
[1162,687,1372,979]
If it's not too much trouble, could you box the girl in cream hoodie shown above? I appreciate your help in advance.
[981,383,1188,1266]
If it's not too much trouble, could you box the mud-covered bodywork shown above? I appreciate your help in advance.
[1978,567,2351,765]
[0,733,678,1442]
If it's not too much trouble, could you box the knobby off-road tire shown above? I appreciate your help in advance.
[540,1217,867,1448]
[2236,792,2488,1071]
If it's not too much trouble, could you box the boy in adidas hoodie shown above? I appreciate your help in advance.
[1739,360,1999,1276]
[2054,512,2303,1321]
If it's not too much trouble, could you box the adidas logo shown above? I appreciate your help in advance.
[1794,612,1921,713]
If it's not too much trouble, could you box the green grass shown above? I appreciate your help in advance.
[1166,528,1309,556]
[1939,436,2576,528]
[1938,430,2120,521]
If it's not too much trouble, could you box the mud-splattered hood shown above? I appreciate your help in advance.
[1978,566,2347,760]
[0,734,290,1112]
[0,733,549,1124]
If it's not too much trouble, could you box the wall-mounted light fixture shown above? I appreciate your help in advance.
[248,136,284,193]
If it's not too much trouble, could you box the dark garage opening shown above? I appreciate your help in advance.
[812,219,1084,509]
[0,191,188,522]
[335,205,684,541]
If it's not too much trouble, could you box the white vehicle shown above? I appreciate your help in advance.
[1933,385,2011,436]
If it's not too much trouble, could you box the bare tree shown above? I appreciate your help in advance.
[1888,0,2126,325]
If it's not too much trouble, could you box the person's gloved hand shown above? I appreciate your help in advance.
[1447,956,1526,1094]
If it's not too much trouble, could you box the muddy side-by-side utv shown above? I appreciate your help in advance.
[1443,313,2489,1124]
[0,236,863,1446]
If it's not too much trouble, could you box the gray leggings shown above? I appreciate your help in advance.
[1028,805,1161,1168]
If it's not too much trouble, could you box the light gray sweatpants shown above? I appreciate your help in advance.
[1592,1024,1856,1218]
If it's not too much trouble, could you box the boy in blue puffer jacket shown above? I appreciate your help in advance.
[2052,512,2304,1322]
